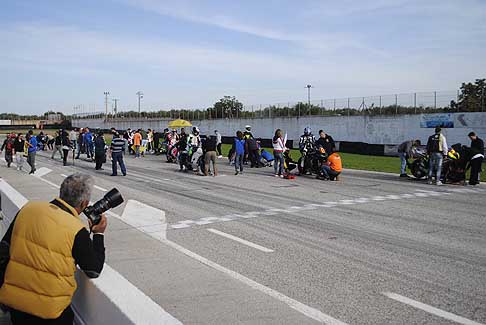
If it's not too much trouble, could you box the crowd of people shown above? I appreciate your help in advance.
[1,125,483,185]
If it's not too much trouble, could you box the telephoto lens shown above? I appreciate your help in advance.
[84,188,124,225]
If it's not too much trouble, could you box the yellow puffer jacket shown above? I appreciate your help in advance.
[0,198,85,319]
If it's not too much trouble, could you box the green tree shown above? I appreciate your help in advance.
[451,78,486,112]
[208,96,243,119]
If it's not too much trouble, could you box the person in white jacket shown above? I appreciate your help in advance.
[215,130,222,158]
[272,129,286,178]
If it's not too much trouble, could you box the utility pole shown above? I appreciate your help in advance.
[306,84,313,116]
[136,91,144,118]
[306,84,313,106]
[104,91,110,119]
[113,98,119,116]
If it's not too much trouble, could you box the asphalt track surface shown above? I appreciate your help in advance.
[1,149,485,325]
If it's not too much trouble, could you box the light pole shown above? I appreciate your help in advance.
[136,91,144,118]
[306,84,313,106]
[113,98,119,116]
[104,91,110,119]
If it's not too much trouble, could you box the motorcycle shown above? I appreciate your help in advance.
[408,148,429,179]
[408,144,469,182]
[297,146,328,175]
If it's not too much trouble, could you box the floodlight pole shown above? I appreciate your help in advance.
[104,91,110,120]
[136,91,144,118]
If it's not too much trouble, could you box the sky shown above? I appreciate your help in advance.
[1,0,485,114]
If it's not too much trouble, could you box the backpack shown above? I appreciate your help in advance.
[6,141,13,151]
[427,134,440,153]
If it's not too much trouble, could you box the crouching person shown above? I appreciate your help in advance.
[0,173,107,325]
[319,152,343,181]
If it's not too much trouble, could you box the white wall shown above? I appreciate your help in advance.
[73,112,486,146]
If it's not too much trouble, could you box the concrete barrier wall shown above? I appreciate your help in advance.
[0,179,182,325]
[73,112,486,146]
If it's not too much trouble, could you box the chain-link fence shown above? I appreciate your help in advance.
[72,89,485,120]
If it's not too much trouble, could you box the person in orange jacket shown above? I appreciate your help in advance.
[133,129,142,158]
[318,152,342,180]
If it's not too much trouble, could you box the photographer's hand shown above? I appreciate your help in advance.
[90,214,107,234]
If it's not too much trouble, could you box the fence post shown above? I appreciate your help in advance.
[393,94,397,114]
[414,93,417,114]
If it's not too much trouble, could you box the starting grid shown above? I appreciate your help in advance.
[170,187,486,230]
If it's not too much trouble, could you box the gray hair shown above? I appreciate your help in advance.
[60,173,94,208]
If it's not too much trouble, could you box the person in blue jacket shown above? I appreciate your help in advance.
[26,130,37,174]
[84,128,94,160]
[234,131,245,175]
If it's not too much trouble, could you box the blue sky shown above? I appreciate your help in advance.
[1,0,485,114]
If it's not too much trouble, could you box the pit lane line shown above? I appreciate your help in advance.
[207,228,274,253]
[383,292,484,325]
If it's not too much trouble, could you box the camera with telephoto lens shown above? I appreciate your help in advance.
[84,188,124,225]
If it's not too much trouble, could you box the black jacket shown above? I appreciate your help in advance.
[13,138,25,152]
[315,135,335,154]
[94,136,106,154]
[470,137,484,156]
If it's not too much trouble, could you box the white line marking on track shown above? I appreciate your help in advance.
[163,237,347,324]
[383,292,485,325]
[207,228,274,253]
[35,173,60,189]
[94,185,108,192]
[33,167,52,178]
[109,205,346,324]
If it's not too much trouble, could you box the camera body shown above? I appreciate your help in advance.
[84,188,124,225]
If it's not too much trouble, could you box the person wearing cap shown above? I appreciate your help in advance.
[468,131,484,185]
[426,126,448,185]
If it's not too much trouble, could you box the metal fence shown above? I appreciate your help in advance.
[72,89,485,120]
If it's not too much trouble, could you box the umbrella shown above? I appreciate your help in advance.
[168,119,192,128]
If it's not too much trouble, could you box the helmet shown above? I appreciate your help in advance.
[192,126,200,135]
[448,149,460,160]
[245,125,251,131]
[304,127,311,135]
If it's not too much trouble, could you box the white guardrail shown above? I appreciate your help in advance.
[0,179,182,325]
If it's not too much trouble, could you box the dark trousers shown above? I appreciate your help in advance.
[217,143,222,156]
[27,152,36,173]
[10,306,74,325]
[4,152,12,167]
[469,157,483,185]
[249,149,259,167]
[62,149,69,166]
[111,152,126,175]
[95,152,105,170]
